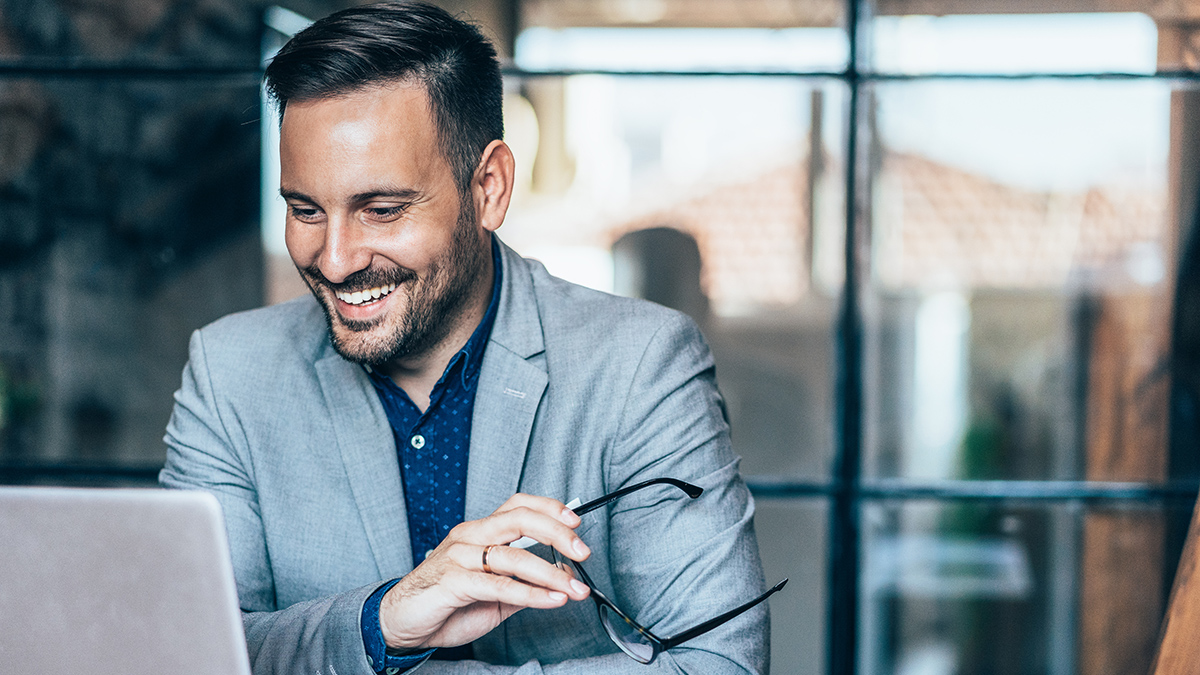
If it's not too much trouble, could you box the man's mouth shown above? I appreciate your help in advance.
[334,282,398,306]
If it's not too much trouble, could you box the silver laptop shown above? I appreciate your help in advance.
[0,487,252,675]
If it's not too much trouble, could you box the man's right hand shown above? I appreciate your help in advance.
[377,493,593,651]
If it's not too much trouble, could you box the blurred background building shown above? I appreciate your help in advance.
[3,1,1200,674]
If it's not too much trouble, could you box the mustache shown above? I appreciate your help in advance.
[299,264,417,292]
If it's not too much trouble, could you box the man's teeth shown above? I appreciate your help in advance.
[335,283,397,306]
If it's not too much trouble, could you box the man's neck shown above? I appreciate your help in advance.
[379,262,494,413]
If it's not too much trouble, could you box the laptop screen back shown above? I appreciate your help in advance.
[0,487,251,675]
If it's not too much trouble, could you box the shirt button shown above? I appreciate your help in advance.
[386,668,400,675]
[410,434,425,449]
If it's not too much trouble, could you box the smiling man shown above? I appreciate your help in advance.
[160,3,769,674]
[281,82,499,409]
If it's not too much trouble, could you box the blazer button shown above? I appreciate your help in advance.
[410,434,425,449]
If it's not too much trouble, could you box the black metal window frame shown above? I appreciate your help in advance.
[4,3,1200,674]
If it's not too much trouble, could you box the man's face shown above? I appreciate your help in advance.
[279,84,491,366]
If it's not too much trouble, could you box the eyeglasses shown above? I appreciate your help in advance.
[553,477,788,664]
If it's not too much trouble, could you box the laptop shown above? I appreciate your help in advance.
[0,487,252,675]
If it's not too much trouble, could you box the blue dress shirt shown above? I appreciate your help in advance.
[359,237,502,673]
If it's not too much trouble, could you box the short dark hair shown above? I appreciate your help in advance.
[264,1,503,196]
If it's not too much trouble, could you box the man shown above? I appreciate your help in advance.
[160,3,769,673]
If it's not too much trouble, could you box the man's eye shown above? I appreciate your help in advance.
[290,206,322,222]
[365,205,407,220]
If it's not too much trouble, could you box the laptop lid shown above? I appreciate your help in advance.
[0,487,252,675]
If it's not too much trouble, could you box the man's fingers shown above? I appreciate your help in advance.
[495,493,581,527]
[460,568,577,609]
[379,499,596,652]
[448,542,590,601]
[451,505,591,562]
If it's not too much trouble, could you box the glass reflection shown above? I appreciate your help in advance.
[865,80,1176,482]
[862,500,1181,675]
[756,498,827,675]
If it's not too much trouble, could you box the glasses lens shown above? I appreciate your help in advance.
[554,552,657,664]
[599,603,656,664]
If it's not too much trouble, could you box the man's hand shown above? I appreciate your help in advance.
[378,494,593,651]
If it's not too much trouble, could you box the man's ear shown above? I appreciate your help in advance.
[473,139,515,233]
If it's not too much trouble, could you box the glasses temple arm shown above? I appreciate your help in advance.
[572,477,703,516]
[659,579,789,651]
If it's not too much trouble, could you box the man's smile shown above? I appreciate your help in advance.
[327,280,406,327]
[334,282,398,306]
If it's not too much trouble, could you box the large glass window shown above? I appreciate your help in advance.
[4,3,1197,675]
[486,7,1193,675]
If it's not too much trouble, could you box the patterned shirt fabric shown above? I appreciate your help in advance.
[359,236,502,673]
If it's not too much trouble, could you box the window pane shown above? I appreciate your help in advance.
[500,74,846,480]
[519,0,847,73]
[0,78,262,468]
[515,27,849,73]
[866,11,1157,75]
[864,79,1176,482]
[862,499,1190,675]
[756,498,828,675]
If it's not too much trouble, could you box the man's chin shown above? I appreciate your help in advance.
[314,299,394,365]
[328,326,396,366]
[331,311,385,334]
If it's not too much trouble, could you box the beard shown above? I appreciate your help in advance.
[297,203,490,367]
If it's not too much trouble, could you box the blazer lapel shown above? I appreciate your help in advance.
[315,351,413,576]
[465,243,548,522]
[466,349,548,522]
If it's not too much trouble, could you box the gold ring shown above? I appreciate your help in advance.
[482,545,496,574]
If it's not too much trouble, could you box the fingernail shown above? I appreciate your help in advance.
[571,580,588,595]
[560,508,580,525]
[573,538,590,558]
[549,591,567,601]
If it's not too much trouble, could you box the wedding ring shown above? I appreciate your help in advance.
[482,544,496,574]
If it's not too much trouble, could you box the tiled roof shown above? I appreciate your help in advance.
[877,152,1166,290]
[607,150,1166,308]
[611,162,810,308]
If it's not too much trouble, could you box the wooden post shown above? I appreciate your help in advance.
[1147,13,1200,675]
[1081,11,1200,675]
[1153,496,1200,674]
[1079,292,1172,675]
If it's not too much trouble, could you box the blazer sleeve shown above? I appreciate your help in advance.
[600,311,769,675]
[159,328,379,675]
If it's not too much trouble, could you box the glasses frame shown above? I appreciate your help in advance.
[558,477,789,664]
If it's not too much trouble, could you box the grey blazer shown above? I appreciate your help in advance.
[161,242,768,674]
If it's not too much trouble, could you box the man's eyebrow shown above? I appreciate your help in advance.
[348,187,422,203]
[278,188,423,204]
[279,189,314,203]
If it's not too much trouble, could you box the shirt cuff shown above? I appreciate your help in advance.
[361,579,436,674]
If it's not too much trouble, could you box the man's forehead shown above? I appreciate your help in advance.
[282,80,429,122]
[277,80,455,201]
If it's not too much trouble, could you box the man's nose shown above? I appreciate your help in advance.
[317,219,372,284]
